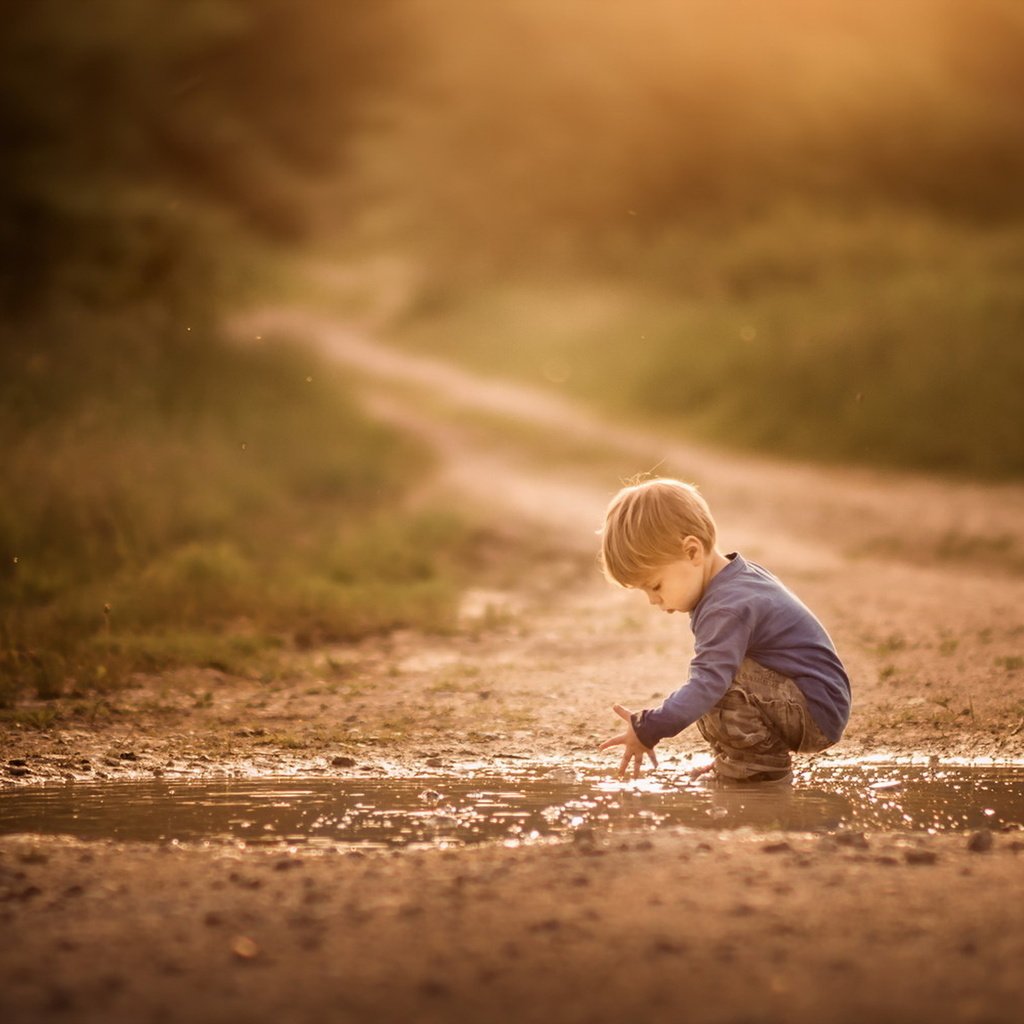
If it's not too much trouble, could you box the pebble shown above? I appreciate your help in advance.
[230,936,260,960]
[419,978,450,998]
[651,938,687,955]
[331,756,357,767]
[572,828,596,847]
[967,829,994,853]
[904,849,938,866]
[834,832,870,849]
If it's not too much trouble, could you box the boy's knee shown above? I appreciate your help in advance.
[700,688,787,756]
[709,660,817,755]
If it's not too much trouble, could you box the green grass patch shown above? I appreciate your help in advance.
[0,314,474,704]
[387,207,1024,478]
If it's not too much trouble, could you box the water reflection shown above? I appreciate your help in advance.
[0,764,1021,850]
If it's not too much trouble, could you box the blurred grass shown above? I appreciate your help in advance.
[0,313,474,706]
[388,207,1024,478]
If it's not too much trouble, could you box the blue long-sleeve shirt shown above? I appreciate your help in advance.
[631,553,851,748]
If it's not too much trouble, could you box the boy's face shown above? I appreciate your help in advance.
[638,541,708,614]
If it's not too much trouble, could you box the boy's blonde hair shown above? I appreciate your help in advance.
[600,478,717,587]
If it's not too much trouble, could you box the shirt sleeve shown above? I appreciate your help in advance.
[631,607,752,748]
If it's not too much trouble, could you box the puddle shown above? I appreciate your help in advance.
[1,764,1022,851]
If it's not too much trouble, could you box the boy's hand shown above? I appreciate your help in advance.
[598,704,658,778]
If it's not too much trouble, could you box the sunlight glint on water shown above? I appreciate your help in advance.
[1,764,1022,850]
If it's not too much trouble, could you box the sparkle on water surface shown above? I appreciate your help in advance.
[2,761,1022,850]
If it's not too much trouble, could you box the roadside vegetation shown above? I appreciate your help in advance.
[388,208,1024,477]
[0,323,473,707]
[0,1,470,706]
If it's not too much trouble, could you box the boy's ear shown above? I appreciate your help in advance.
[681,535,702,561]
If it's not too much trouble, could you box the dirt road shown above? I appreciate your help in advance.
[3,310,1024,1024]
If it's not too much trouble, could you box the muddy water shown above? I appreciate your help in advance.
[1,764,1022,851]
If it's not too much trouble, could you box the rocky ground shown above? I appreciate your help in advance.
[2,310,1023,1023]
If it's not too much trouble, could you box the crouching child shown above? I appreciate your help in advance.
[597,478,851,782]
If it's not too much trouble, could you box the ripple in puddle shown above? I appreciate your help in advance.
[1,764,1022,850]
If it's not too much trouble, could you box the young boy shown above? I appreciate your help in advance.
[598,478,850,782]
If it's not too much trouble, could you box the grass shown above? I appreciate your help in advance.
[386,207,1024,479]
[0,312,478,705]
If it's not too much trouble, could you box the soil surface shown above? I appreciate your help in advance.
[3,308,1024,1024]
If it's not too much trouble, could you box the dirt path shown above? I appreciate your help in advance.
[241,308,1024,763]
[3,309,1024,1024]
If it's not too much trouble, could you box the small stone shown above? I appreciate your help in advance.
[7,758,27,767]
[228,872,261,890]
[834,832,870,849]
[967,829,994,853]
[274,858,303,871]
[6,766,30,778]
[425,757,444,768]
[528,918,561,932]
[419,978,450,998]
[204,912,223,927]
[331,756,357,768]
[118,751,138,761]
[652,938,686,955]
[904,849,938,866]
[230,935,260,960]
[762,842,792,854]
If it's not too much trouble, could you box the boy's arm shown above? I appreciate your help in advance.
[631,607,752,747]
[598,704,659,778]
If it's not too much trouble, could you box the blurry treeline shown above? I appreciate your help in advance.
[378,0,1024,262]
[373,0,1024,476]
[0,0,404,321]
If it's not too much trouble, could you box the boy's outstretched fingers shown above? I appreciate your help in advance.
[598,703,657,777]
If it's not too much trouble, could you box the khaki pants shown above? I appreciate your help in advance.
[696,659,833,780]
